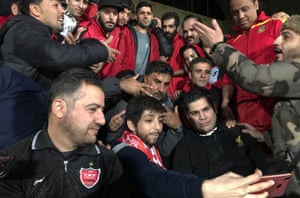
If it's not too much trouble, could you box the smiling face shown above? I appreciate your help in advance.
[59,83,106,146]
[189,62,211,88]
[98,7,118,32]
[31,0,65,32]
[183,48,199,67]
[273,29,300,61]
[230,0,258,30]
[182,17,201,44]
[187,97,217,133]
[128,110,163,146]
[65,0,88,18]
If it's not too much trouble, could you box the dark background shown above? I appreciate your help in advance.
[153,0,300,20]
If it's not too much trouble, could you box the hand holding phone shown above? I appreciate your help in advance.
[256,173,291,197]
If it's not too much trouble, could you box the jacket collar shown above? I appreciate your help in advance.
[31,125,101,156]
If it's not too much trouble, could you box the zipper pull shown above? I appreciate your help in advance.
[64,160,68,172]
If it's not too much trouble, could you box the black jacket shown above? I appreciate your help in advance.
[0,15,108,89]
[170,123,268,178]
[0,129,130,198]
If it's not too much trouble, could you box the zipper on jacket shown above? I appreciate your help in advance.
[64,160,69,172]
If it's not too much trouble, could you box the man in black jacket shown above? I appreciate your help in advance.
[0,68,129,197]
[171,87,278,177]
[0,0,118,90]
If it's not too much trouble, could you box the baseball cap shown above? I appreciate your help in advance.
[98,0,122,11]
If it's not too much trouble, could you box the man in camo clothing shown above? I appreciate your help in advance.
[193,15,300,197]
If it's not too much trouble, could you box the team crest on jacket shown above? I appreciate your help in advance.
[80,168,101,189]
[258,25,266,33]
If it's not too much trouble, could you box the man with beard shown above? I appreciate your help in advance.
[80,0,124,78]
[118,1,162,76]
[161,12,186,98]
[101,61,183,160]
[0,68,130,197]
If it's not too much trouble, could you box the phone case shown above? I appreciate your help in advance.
[259,173,292,197]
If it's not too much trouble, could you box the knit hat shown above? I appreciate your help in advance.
[282,15,300,34]
[98,0,122,11]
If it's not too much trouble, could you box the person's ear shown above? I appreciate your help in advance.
[127,120,137,134]
[29,3,41,18]
[52,99,67,119]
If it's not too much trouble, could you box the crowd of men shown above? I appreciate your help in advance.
[0,0,299,197]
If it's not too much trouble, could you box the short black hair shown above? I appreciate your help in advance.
[126,95,165,126]
[145,61,174,77]
[180,87,216,114]
[161,12,180,27]
[179,44,200,58]
[19,0,43,15]
[135,1,152,13]
[189,57,212,71]
[48,68,101,114]
[182,14,202,28]
[120,0,134,11]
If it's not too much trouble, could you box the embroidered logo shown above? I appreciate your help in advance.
[235,135,245,147]
[80,168,101,189]
[258,25,266,33]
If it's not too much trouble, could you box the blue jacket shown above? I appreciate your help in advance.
[0,68,47,148]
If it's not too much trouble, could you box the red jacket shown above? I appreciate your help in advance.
[226,11,282,131]
[80,18,123,78]
[118,26,160,73]
[171,44,207,97]
[167,33,186,97]
[0,14,13,28]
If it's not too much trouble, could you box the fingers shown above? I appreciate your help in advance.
[64,32,76,45]
[162,103,171,112]
[212,19,222,34]
[105,35,114,45]
[116,109,126,117]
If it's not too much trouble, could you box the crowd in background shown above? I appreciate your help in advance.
[0,0,299,197]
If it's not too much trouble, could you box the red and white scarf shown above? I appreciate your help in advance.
[119,130,165,169]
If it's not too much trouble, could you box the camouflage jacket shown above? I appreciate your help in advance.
[211,43,300,195]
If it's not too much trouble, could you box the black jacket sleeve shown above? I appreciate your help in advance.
[13,20,108,73]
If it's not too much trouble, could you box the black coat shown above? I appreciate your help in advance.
[0,15,108,89]
[170,123,268,178]
[0,129,130,198]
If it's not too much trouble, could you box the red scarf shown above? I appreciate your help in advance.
[119,130,165,169]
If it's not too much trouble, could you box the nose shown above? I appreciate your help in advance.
[79,1,84,8]
[273,35,282,47]
[237,10,245,19]
[58,3,65,14]
[95,109,106,126]
[200,71,206,78]
[199,111,205,120]
[154,119,162,131]
[157,84,165,93]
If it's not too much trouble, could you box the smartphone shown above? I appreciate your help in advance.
[258,173,292,197]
